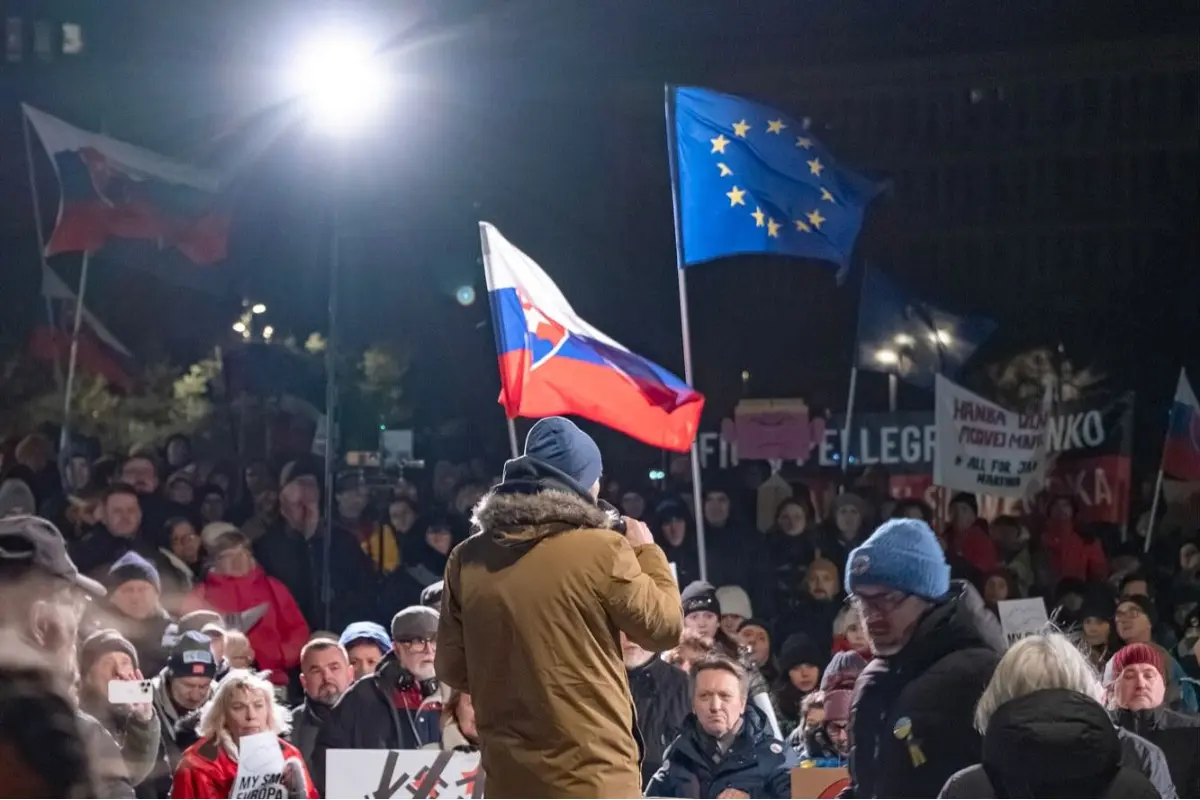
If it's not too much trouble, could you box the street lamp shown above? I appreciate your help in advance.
[252,303,267,315]
[291,32,390,137]
[292,29,389,631]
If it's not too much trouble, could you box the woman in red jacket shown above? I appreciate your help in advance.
[183,531,310,687]
[171,669,316,798]
[1042,494,1107,583]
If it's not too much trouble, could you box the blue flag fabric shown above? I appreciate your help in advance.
[855,267,997,389]
[670,86,878,269]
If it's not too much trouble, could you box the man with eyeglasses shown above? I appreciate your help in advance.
[311,605,442,794]
[841,517,1005,798]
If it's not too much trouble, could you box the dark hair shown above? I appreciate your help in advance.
[891,498,933,523]
[103,482,139,502]
[775,496,815,525]
[992,514,1022,529]
[163,516,195,536]
[1119,572,1154,598]
[199,483,225,500]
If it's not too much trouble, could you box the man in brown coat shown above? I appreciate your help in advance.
[436,417,683,798]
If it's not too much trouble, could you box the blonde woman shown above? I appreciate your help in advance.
[170,670,315,799]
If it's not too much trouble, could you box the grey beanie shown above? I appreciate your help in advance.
[391,606,439,642]
[0,479,37,518]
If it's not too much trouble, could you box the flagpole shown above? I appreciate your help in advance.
[23,109,62,385]
[506,417,520,460]
[888,372,898,413]
[665,83,709,583]
[59,251,92,453]
[321,158,341,633]
[841,366,858,476]
[1144,464,1165,555]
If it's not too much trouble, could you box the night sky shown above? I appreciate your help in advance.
[2,0,1197,467]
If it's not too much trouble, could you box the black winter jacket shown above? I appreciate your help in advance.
[628,654,691,786]
[646,705,791,799]
[289,698,335,775]
[1114,706,1200,798]
[845,581,1005,799]
[310,652,441,795]
[939,689,1158,798]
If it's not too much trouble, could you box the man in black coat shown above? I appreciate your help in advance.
[311,607,442,795]
[1109,642,1200,797]
[623,632,690,786]
[290,637,354,772]
[646,655,791,799]
[842,518,1006,799]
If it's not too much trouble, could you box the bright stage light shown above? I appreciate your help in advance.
[291,32,389,135]
[455,285,476,306]
[875,349,899,365]
[232,321,247,333]
[252,303,267,314]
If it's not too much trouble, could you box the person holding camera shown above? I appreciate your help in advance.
[78,629,163,791]
[436,417,683,798]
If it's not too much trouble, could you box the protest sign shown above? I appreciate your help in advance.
[997,597,1050,646]
[933,375,1049,498]
[791,766,850,798]
[232,732,286,799]
[326,749,484,799]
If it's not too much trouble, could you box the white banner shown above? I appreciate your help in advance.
[933,375,1049,498]
[232,732,286,799]
[326,749,484,799]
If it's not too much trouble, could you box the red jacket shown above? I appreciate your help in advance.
[949,522,1000,576]
[184,566,310,685]
[1042,520,1107,582]
[170,735,316,799]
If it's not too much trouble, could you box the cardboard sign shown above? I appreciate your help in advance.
[934,375,1049,498]
[791,766,850,798]
[232,732,286,799]
[997,597,1050,646]
[326,749,484,799]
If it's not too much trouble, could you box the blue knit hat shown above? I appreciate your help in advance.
[339,621,391,655]
[516,417,602,493]
[106,551,161,593]
[845,518,949,600]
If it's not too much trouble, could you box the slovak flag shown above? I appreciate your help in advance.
[23,104,230,265]
[480,222,705,452]
[1162,368,1200,480]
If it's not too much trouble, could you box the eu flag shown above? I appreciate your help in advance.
[669,86,879,269]
[855,266,997,389]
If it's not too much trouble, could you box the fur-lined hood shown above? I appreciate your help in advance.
[472,488,615,547]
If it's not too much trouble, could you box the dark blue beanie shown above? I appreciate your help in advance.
[521,417,603,493]
[845,518,949,600]
[106,550,161,593]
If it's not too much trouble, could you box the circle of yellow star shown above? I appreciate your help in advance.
[717,162,733,177]
[820,187,835,203]
[726,186,746,207]
[766,119,786,134]
[732,119,751,137]
[710,134,730,154]
[794,219,811,232]
[767,218,781,238]
[807,158,824,177]
[795,136,813,149]
[751,207,766,227]
[807,209,826,229]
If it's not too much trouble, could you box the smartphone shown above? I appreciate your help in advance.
[108,679,153,705]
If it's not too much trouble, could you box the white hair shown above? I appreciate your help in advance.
[974,632,1102,733]
[198,669,291,741]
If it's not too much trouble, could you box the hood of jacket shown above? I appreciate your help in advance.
[1114,704,1200,734]
[472,483,614,549]
[982,689,1121,791]
[896,580,1007,668]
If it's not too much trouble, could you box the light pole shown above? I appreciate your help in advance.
[292,30,389,630]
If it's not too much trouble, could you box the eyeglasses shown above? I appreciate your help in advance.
[399,637,436,651]
[1115,607,1146,620]
[850,590,909,615]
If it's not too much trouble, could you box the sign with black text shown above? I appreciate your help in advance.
[326,749,484,799]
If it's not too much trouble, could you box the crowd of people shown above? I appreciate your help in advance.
[0,424,1198,798]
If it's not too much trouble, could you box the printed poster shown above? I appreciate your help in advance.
[997,597,1050,646]
[934,375,1049,498]
[791,767,850,798]
[326,749,484,799]
[232,732,286,799]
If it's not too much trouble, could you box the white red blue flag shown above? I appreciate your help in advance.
[1163,368,1200,480]
[480,222,704,452]
[23,104,230,265]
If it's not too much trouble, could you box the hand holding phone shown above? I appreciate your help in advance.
[108,669,154,721]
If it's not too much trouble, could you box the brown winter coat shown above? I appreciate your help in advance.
[436,487,683,799]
